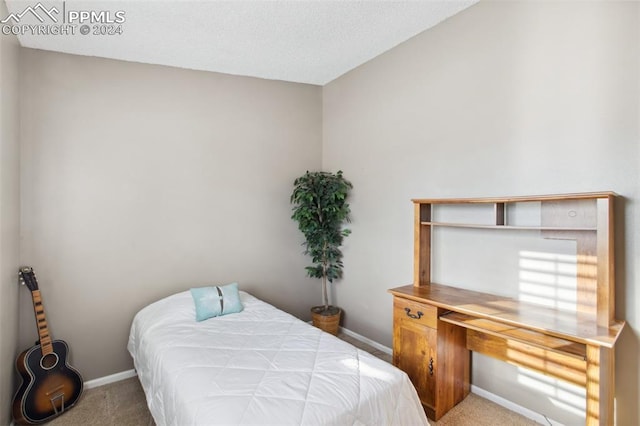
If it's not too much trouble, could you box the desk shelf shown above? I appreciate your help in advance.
[422,221,597,232]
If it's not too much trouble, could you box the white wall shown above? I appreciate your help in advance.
[323,1,639,424]
[19,49,323,380]
[0,0,21,422]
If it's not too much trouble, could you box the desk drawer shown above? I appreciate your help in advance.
[394,298,437,329]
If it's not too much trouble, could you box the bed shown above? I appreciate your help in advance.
[127,289,429,426]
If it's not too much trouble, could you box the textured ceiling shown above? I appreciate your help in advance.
[5,0,479,85]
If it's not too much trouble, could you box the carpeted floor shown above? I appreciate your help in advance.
[46,333,540,425]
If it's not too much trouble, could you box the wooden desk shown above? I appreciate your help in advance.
[389,283,624,425]
[390,193,624,425]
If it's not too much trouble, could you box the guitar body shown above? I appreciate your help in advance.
[13,340,83,424]
[12,267,84,425]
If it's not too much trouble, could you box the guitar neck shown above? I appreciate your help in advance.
[30,290,53,356]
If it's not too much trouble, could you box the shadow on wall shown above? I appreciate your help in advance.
[608,196,638,425]
[613,197,638,425]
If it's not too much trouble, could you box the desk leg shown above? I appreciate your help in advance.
[586,345,614,426]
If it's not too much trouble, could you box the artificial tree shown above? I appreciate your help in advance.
[290,170,352,332]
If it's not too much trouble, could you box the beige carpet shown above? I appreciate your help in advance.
[45,333,540,425]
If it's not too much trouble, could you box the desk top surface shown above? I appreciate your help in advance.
[389,283,624,348]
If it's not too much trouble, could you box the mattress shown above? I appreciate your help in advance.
[127,290,429,426]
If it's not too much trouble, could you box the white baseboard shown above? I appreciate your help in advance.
[84,369,137,390]
[471,385,561,425]
[339,326,392,355]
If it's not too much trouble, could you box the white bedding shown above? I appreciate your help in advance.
[128,290,429,426]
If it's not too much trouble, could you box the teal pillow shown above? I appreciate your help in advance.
[190,282,244,321]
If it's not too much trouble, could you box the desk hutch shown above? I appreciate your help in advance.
[388,192,624,425]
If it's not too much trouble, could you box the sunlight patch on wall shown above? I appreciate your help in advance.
[517,368,586,418]
[518,250,577,312]
[516,250,586,420]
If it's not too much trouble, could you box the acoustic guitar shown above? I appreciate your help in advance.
[12,266,83,425]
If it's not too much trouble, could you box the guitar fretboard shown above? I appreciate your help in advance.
[31,290,53,356]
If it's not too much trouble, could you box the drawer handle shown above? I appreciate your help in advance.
[404,307,423,319]
[429,357,434,376]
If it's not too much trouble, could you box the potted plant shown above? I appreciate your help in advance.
[290,170,352,335]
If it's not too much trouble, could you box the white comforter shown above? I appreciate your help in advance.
[128,291,428,426]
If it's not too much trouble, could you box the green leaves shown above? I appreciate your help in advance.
[291,171,353,308]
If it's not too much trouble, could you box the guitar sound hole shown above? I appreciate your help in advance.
[40,353,59,370]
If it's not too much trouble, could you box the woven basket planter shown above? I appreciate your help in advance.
[311,306,342,336]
